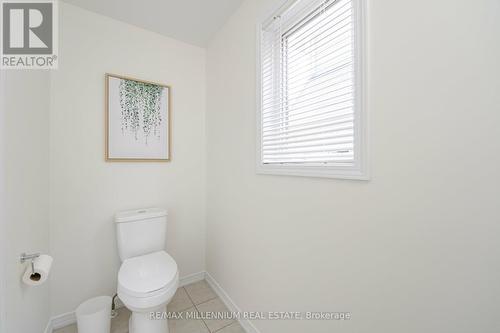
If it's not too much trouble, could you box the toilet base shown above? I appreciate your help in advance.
[129,305,168,333]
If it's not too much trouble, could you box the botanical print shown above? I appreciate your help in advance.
[119,79,164,144]
[106,74,170,161]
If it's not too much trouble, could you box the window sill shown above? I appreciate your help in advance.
[256,164,370,180]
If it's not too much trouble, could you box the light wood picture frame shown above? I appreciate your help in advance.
[105,73,171,161]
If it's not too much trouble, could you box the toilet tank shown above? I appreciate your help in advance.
[115,208,167,261]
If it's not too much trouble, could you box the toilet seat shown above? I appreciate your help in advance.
[118,251,179,311]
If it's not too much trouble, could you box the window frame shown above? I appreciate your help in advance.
[256,0,369,180]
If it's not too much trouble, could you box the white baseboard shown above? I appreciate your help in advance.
[48,271,207,332]
[205,272,261,333]
[51,311,75,331]
[179,271,206,287]
[43,319,53,333]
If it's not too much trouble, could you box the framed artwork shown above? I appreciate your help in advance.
[105,73,170,161]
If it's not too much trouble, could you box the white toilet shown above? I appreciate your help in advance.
[115,208,179,333]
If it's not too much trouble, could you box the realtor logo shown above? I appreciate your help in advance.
[1,0,58,69]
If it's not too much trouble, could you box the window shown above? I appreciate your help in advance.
[257,0,368,179]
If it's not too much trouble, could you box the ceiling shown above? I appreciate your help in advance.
[62,0,244,47]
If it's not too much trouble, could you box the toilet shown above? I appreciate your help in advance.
[115,208,179,333]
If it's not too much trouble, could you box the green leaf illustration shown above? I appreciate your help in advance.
[119,79,164,144]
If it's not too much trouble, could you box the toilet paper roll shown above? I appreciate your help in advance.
[22,254,53,286]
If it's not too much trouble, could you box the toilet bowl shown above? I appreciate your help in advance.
[118,251,179,333]
[115,208,178,333]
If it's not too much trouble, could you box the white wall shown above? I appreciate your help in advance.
[49,3,206,316]
[206,1,500,332]
[3,70,51,333]
[0,68,6,333]
[0,69,5,333]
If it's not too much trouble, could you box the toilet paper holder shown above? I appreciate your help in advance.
[20,252,40,274]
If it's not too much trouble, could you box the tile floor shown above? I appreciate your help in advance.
[54,280,245,333]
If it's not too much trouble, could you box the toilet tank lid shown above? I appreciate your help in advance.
[114,208,167,223]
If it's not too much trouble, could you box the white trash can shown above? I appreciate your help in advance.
[76,296,112,333]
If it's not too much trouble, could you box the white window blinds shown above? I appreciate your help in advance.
[258,0,367,178]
